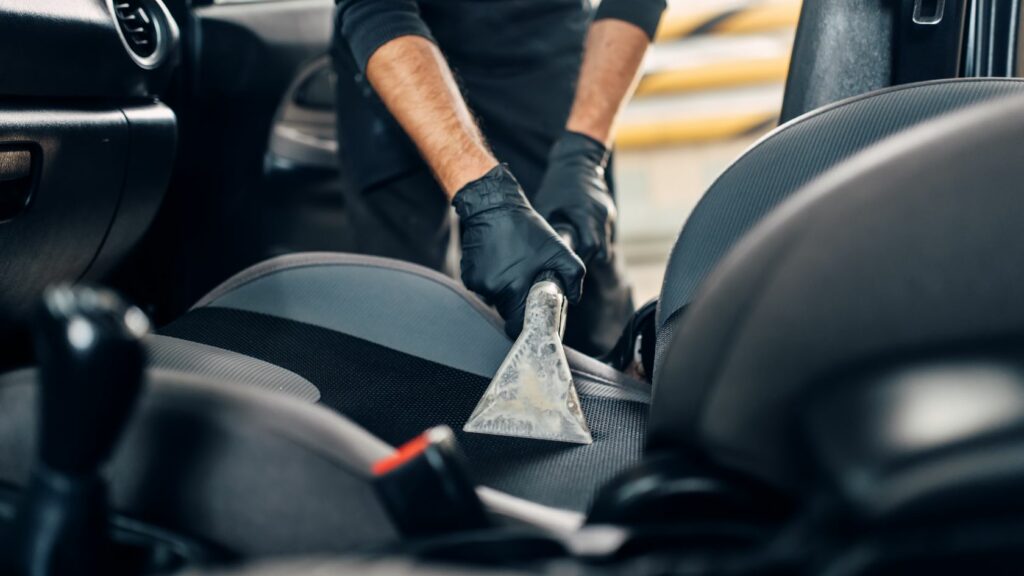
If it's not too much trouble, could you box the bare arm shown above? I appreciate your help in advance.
[365,36,496,198]
[531,18,659,261]
[565,19,652,146]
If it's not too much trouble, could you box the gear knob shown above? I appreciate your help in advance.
[4,286,150,576]
[33,285,150,475]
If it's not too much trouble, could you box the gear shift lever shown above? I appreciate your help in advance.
[7,285,149,576]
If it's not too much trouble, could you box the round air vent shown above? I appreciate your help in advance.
[107,0,178,69]
[114,0,158,58]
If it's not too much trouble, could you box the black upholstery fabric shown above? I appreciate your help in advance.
[654,79,1024,379]
[161,308,648,512]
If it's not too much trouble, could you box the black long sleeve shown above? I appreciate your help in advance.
[336,0,667,73]
[335,0,436,72]
[594,0,668,40]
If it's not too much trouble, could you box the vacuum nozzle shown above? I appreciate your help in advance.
[464,279,592,444]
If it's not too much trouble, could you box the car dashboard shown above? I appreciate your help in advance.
[0,0,179,356]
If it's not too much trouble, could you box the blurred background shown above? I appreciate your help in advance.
[615,0,800,303]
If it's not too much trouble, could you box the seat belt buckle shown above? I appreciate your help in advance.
[372,426,491,537]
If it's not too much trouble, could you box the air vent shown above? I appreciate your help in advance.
[113,0,158,58]
[107,0,177,70]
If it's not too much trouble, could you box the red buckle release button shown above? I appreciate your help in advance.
[372,432,432,476]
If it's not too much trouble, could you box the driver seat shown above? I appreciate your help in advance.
[152,78,1024,513]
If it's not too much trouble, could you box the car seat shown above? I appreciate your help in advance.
[154,78,1024,510]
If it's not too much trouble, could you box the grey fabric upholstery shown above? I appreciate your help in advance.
[650,90,1024,491]
[195,252,649,400]
[196,253,513,380]
[146,335,320,402]
[654,78,1024,380]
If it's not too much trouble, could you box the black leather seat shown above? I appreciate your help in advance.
[4,78,1024,558]
[154,78,1024,511]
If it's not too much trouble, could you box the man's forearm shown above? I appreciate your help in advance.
[366,35,496,197]
[565,19,651,145]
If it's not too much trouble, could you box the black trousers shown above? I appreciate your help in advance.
[340,165,635,357]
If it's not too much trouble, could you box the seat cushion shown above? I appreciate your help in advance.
[162,253,651,512]
[654,78,1024,380]
[0,367,399,556]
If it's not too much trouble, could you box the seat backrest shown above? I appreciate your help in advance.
[648,85,1024,491]
[654,78,1024,381]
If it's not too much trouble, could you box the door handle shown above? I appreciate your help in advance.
[0,147,35,221]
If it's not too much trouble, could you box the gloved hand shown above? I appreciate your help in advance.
[532,130,616,263]
[454,164,585,339]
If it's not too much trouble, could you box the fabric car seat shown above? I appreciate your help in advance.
[151,78,1024,514]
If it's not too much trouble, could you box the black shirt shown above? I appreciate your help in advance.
[332,0,666,195]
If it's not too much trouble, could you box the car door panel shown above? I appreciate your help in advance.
[148,0,341,315]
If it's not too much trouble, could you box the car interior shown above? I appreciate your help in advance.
[2,0,1024,574]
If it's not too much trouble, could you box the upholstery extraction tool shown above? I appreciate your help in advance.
[464,232,593,444]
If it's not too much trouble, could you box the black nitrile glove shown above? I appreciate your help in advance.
[532,130,616,263]
[454,164,585,339]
